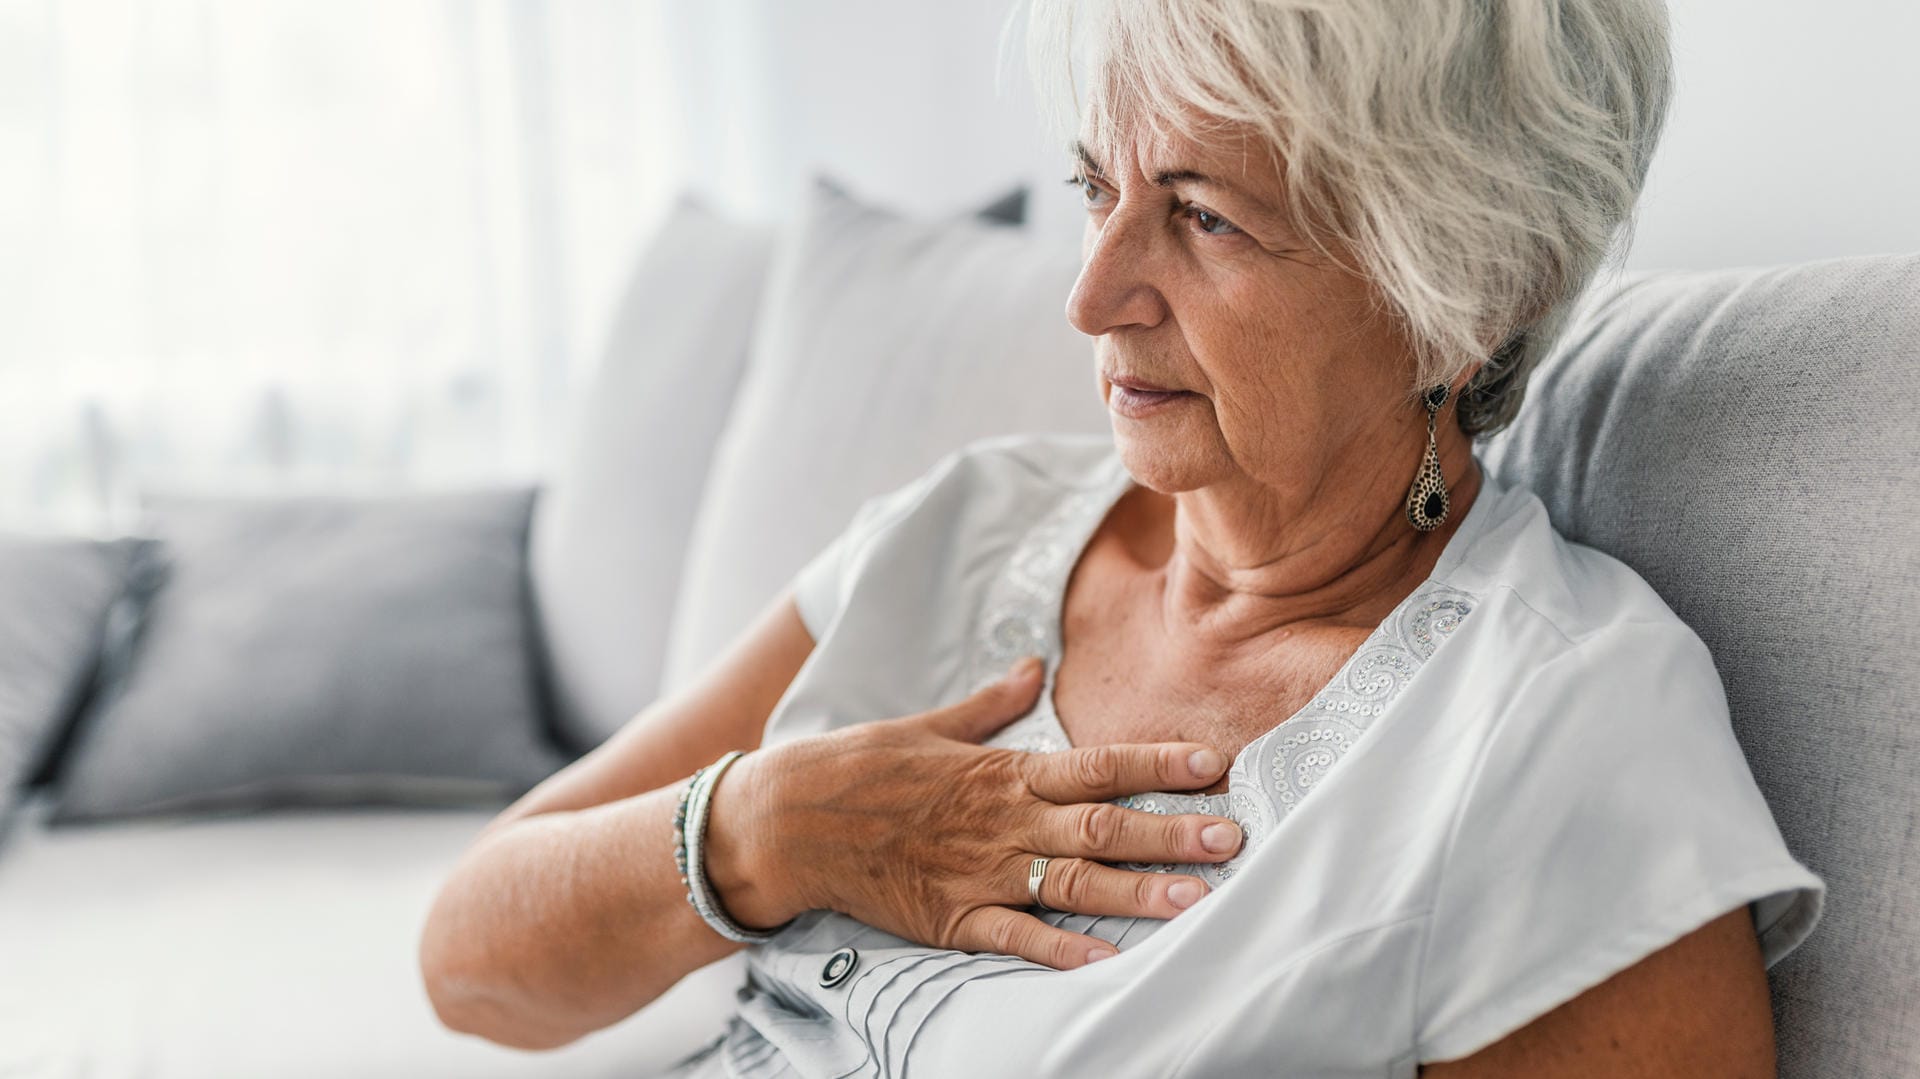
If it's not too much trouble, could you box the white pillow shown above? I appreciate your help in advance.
[660,177,1110,695]
[530,192,778,752]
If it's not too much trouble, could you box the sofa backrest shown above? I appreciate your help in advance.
[534,183,1040,753]
[528,194,779,754]
[1481,253,1920,1079]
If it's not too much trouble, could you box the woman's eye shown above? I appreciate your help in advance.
[1185,205,1240,237]
[1063,173,1107,208]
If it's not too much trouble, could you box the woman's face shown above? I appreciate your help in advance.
[1066,120,1428,503]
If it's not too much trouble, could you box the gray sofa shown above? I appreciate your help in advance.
[1,182,1912,1074]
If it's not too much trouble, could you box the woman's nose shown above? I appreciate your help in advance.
[1065,208,1167,338]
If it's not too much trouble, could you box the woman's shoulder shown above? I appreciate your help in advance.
[835,432,1118,557]
[787,432,1113,641]
[1442,461,1703,653]
[1409,466,1826,1064]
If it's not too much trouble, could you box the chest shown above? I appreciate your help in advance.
[1051,545,1377,797]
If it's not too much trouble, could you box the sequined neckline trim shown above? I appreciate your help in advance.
[967,449,1482,886]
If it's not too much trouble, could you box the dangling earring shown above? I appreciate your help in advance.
[1405,384,1450,532]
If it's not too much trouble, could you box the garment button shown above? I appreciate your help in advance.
[818,946,859,988]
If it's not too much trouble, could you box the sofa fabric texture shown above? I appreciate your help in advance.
[0,535,139,833]
[47,487,567,824]
[660,176,1110,695]
[1481,252,1920,1079]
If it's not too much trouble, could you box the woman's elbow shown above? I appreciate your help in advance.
[419,946,587,1051]
[418,894,585,1051]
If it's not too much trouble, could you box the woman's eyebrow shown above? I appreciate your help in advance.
[1072,139,1282,219]
[1071,139,1107,177]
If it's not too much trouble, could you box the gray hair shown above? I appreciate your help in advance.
[1006,0,1673,438]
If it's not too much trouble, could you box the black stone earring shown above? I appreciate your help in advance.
[1405,384,1450,532]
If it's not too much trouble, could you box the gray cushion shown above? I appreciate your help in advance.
[0,536,139,834]
[1481,252,1920,1079]
[48,488,567,824]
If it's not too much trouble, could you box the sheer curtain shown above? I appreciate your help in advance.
[0,0,682,534]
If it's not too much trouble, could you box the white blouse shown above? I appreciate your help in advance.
[662,432,1824,1078]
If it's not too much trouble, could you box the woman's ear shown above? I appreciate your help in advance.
[1450,356,1489,400]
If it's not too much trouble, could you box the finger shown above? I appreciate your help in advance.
[1021,741,1228,803]
[1026,855,1213,920]
[952,904,1122,971]
[917,656,1045,743]
[1033,800,1244,865]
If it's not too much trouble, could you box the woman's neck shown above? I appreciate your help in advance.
[1129,444,1483,661]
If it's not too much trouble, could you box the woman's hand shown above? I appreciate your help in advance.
[705,656,1245,970]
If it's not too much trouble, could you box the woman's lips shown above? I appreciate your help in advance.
[1109,383,1194,418]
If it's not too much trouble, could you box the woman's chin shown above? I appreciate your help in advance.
[1110,431,1217,492]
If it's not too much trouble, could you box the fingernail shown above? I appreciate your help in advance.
[1188,749,1224,777]
[1167,879,1205,909]
[1085,946,1118,963]
[1201,821,1241,853]
[1009,656,1042,681]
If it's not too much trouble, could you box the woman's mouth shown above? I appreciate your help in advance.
[1108,383,1194,418]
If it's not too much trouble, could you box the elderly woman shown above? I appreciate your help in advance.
[421,0,1825,1074]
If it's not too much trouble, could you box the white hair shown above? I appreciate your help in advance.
[1004,0,1673,437]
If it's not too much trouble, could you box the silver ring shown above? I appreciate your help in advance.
[1028,856,1056,912]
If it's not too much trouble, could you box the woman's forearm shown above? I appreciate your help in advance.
[419,763,795,1051]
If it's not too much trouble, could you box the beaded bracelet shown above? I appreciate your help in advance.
[674,749,795,944]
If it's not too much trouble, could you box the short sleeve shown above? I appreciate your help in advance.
[789,515,862,641]
[1414,618,1827,1064]
[786,457,957,641]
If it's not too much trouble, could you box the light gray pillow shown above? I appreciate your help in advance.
[0,535,140,835]
[533,183,1030,753]
[659,177,1106,696]
[1481,252,1920,1079]
[47,488,568,824]
[529,192,780,756]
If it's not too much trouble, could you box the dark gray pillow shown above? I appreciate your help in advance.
[47,487,568,824]
[0,535,140,834]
